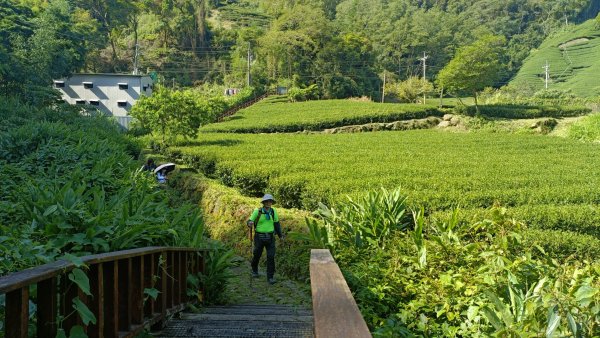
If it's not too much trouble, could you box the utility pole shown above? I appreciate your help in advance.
[247,42,251,87]
[543,60,550,89]
[419,52,429,104]
[381,71,386,103]
[133,44,139,75]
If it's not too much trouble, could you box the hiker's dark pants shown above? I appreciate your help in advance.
[251,232,276,278]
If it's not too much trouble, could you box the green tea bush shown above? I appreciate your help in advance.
[202,100,443,133]
[460,104,590,119]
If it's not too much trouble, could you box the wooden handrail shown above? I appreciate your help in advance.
[0,247,208,338]
[310,249,371,338]
[216,92,270,122]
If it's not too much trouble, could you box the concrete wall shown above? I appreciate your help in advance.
[54,74,153,125]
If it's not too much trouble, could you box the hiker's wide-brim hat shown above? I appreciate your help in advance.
[261,194,275,203]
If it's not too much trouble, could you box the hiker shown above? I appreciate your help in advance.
[156,169,168,184]
[247,194,284,285]
[142,158,157,172]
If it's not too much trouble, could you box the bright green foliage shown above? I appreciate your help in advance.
[202,99,443,133]
[287,84,319,102]
[315,188,409,251]
[568,113,600,142]
[458,104,590,119]
[131,86,205,142]
[386,76,434,104]
[0,98,207,275]
[437,35,507,110]
[195,245,235,305]
[511,19,600,97]
[309,197,600,336]
[131,85,260,141]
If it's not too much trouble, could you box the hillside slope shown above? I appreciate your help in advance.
[511,19,600,97]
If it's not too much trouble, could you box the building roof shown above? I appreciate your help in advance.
[68,73,152,78]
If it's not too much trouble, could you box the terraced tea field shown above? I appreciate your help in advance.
[202,99,442,133]
[171,130,600,237]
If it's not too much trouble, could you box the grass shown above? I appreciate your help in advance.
[202,99,443,133]
[511,19,600,97]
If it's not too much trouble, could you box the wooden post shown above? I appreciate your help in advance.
[143,254,155,318]
[131,256,144,325]
[5,287,29,338]
[88,264,104,338]
[103,261,118,337]
[117,259,131,331]
[37,278,58,338]
[179,252,187,304]
[167,251,175,309]
[173,252,180,306]
[310,249,371,338]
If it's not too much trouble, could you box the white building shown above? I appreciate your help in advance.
[53,73,153,128]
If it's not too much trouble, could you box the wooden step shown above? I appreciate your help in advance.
[154,304,314,337]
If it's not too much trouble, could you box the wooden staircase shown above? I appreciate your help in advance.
[155,304,313,337]
[216,92,270,122]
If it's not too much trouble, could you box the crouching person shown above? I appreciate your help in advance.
[247,194,284,285]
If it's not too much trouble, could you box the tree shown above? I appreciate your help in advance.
[386,76,434,103]
[130,86,213,142]
[436,34,506,113]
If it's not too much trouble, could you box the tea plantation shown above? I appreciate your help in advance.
[160,99,600,336]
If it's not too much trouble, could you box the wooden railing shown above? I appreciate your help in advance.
[0,247,207,338]
[310,249,371,338]
[216,92,270,122]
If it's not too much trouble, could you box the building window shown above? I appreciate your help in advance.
[117,100,127,107]
[83,82,93,89]
[89,100,100,106]
[118,83,129,90]
[54,81,65,88]
[75,100,86,105]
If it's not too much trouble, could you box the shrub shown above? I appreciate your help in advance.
[288,84,319,102]
[459,104,590,119]
[569,113,600,142]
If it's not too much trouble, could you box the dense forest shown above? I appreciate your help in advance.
[2,0,600,100]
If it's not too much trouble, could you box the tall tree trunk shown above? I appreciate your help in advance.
[473,91,479,115]
[196,0,206,48]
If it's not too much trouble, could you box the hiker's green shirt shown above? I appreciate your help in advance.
[249,207,279,233]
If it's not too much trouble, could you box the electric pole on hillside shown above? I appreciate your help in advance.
[247,42,252,87]
[133,44,139,75]
[419,52,429,104]
[543,60,550,89]
[381,71,386,103]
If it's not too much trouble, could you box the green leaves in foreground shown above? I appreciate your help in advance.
[72,297,96,326]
